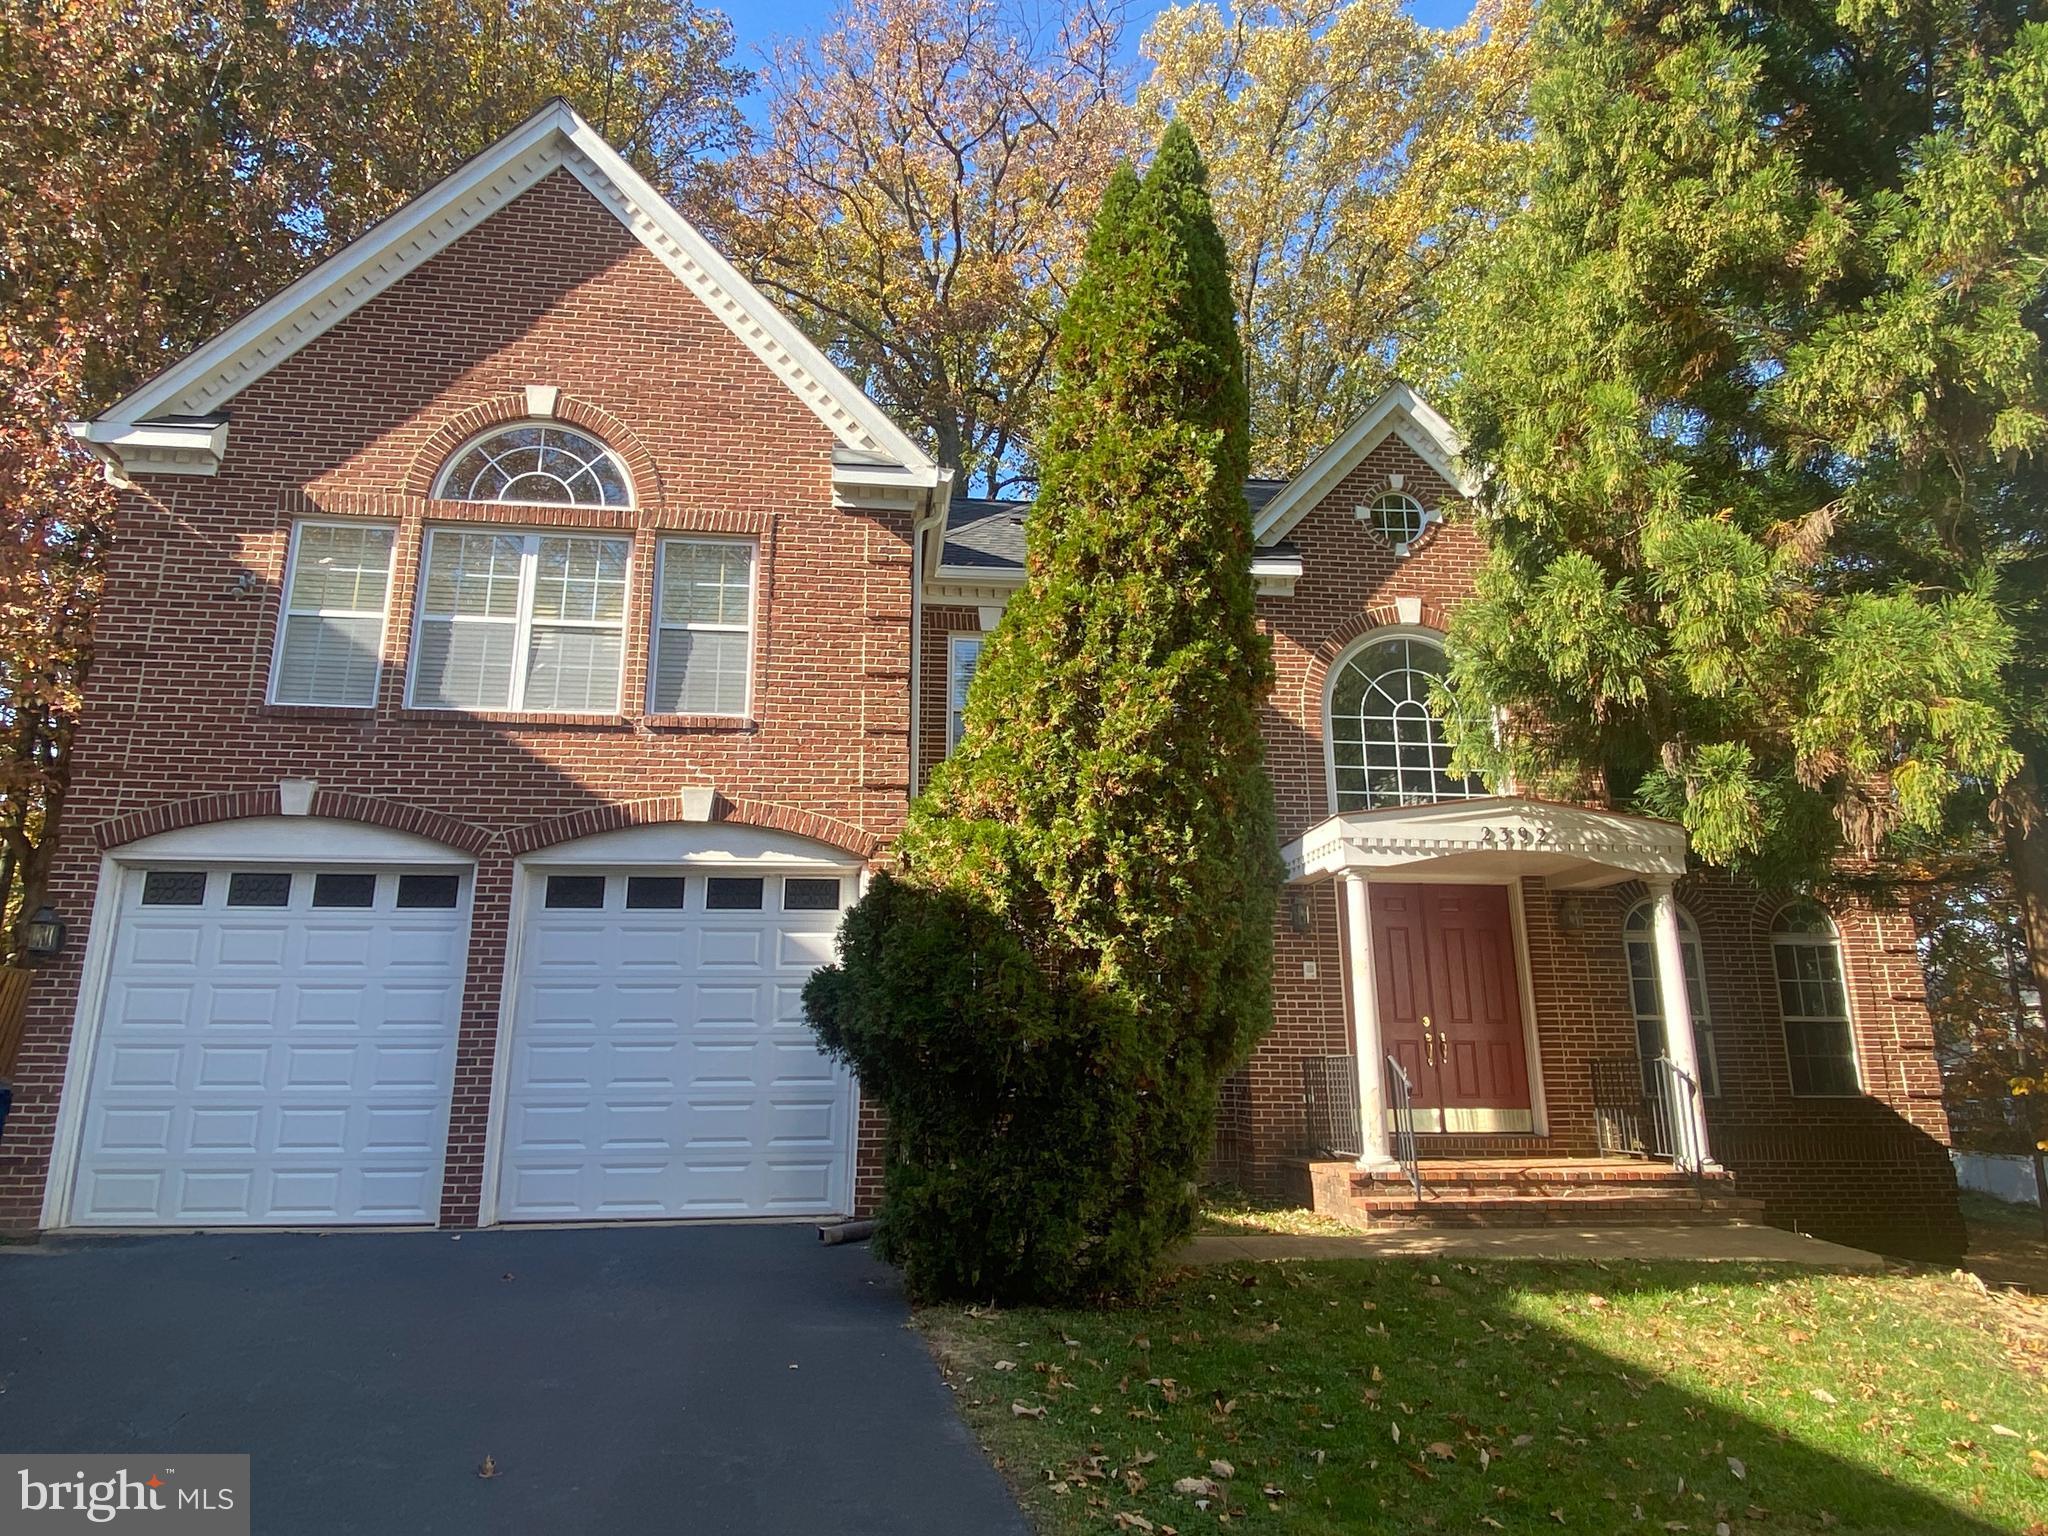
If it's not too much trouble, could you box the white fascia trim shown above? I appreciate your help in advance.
[1253,384,1475,546]
[1279,795,1688,883]
[65,419,228,480]
[1251,549,1303,597]
[79,100,934,479]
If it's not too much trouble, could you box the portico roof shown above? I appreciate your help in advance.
[1280,796,1687,890]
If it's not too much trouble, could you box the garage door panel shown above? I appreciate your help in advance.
[70,865,468,1227]
[497,869,853,1221]
[128,925,204,967]
[696,928,763,968]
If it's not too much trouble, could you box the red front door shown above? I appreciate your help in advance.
[1369,884,1532,1133]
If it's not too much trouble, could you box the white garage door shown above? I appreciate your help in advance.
[495,867,853,1221]
[69,864,469,1227]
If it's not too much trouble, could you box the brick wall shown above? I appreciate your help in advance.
[0,170,912,1229]
[1220,435,1961,1260]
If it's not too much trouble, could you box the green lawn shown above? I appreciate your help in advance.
[921,1260,2048,1536]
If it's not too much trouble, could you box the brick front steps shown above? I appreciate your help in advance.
[1287,1156,1766,1231]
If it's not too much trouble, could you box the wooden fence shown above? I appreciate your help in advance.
[0,966,32,1077]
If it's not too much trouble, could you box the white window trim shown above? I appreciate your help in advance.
[648,535,758,718]
[1770,906,1865,1098]
[267,519,397,708]
[947,632,986,753]
[1623,900,1719,1097]
[405,526,633,715]
[431,420,636,509]
[1321,624,1482,815]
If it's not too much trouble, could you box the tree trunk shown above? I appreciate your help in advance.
[2003,748,2048,1029]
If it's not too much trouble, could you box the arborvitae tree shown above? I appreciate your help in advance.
[1439,0,2039,899]
[805,122,1279,1302]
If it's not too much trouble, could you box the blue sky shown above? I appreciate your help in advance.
[719,0,1482,123]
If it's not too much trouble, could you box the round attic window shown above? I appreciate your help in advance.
[1365,491,1427,548]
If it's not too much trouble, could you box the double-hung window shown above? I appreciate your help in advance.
[271,521,397,707]
[947,634,985,752]
[1772,902,1862,1096]
[409,529,629,713]
[650,538,754,716]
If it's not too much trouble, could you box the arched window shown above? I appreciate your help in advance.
[1363,491,1426,550]
[1622,902,1718,1096]
[1771,901,1861,1096]
[436,423,632,507]
[1326,632,1481,811]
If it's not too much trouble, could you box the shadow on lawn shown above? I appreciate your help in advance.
[939,1257,2040,1535]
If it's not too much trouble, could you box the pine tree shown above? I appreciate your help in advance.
[805,122,1279,1301]
[1438,0,2041,907]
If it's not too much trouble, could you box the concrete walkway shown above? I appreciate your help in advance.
[1182,1222,1886,1268]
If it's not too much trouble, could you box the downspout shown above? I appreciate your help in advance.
[905,469,955,805]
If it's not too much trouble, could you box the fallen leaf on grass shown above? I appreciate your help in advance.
[1173,1478,1223,1499]
[1728,1456,1746,1480]
[1810,1388,1838,1405]
[1012,1402,1047,1419]
[993,1360,1017,1371]
[1209,1460,1234,1479]
[1111,1513,1153,1531]
[1425,1442,1457,1461]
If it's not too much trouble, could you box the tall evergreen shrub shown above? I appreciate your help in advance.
[805,122,1279,1301]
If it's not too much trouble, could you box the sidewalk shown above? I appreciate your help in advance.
[1181,1222,1885,1268]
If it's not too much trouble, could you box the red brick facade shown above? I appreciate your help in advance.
[0,169,912,1228]
[1,135,1963,1260]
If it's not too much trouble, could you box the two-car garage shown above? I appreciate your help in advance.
[50,818,858,1230]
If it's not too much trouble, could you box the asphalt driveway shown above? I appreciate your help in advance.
[0,1224,1029,1535]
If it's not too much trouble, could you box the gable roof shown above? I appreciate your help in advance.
[69,99,937,492]
[1251,384,1473,546]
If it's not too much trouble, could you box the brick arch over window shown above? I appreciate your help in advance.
[92,789,494,856]
[503,794,881,860]
[1295,600,1458,724]
[402,392,663,508]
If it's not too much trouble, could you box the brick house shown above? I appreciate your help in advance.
[0,104,1962,1258]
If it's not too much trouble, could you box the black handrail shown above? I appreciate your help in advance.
[1591,1052,1703,1191]
[1385,1054,1423,1199]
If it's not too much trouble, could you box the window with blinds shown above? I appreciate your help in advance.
[947,633,984,752]
[270,522,397,707]
[650,538,754,716]
[408,528,629,713]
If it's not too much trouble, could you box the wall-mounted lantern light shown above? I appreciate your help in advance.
[1289,890,1315,936]
[23,904,66,962]
[1556,894,1586,934]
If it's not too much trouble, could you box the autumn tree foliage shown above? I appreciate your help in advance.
[806,125,1278,1301]
[1438,0,2041,903]
[0,334,111,963]
[1,0,749,403]
[1142,0,1535,476]
[714,0,1135,496]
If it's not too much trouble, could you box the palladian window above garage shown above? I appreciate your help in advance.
[408,529,630,714]
[436,423,632,507]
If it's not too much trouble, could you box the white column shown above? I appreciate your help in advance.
[1646,875,1716,1171]
[1342,873,1399,1170]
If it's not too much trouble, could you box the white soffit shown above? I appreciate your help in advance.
[69,99,935,486]
[1253,384,1475,547]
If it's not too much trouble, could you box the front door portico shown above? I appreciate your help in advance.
[1286,796,1711,1173]
[1372,884,1532,1133]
